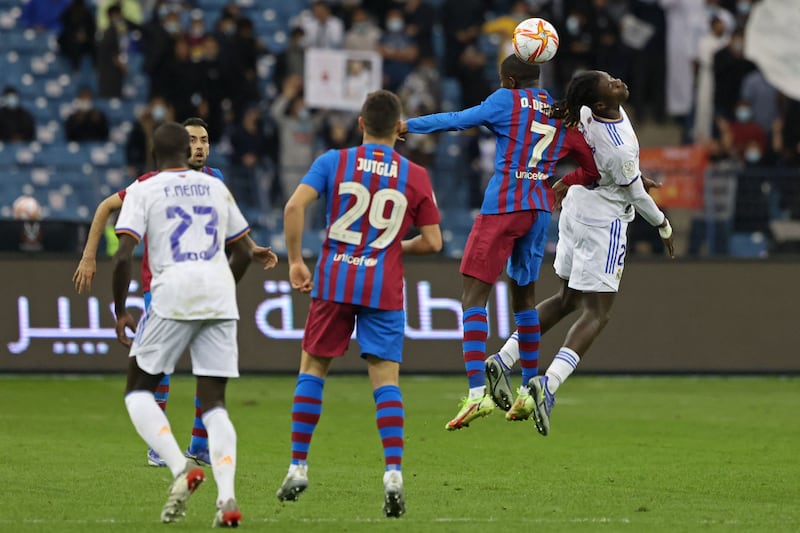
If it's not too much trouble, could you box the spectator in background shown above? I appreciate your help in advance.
[402,0,436,59]
[588,0,624,77]
[141,4,177,99]
[270,75,322,211]
[0,87,36,142]
[718,100,767,164]
[186,11,208,58]
[627,0,667,123]
[228,17,266,118]
[343,7,381,52]
[378,8,418,92]
[483,1,531,70]
[228,106,271,211]
[162,38,203,121]
[693,16,729,142]
[740,69,779,146]
[65,87,109,141]
[197,35,225,140]
[457,44,491,108]
[125,97,173,176]
[21,0,71,32]
[95,0,142,32]
[274,27,306,89]
[58,0,96,72]
[300,1,345,49]
[96,4,128,98]
[713,29,754,121]
[441,0,483,78]
[556,8,594,91]
[398,56,440,169]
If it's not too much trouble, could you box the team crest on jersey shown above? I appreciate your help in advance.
[623,160,636,179]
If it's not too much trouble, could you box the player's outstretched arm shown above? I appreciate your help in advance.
[111,234,138,347]
[284,184,317,293]
[401,224,443,255]
[228,234,253,283]
[73,193,124,294]
[246,234,279,270]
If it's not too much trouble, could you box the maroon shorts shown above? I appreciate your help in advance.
[460,210,543,285]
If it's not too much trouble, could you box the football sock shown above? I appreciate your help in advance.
[515,310,541,387]
[154,374,170,412]
[497,330,519,369]
[124,390,185,477]
[290,373,325,466]
[188,393,209,453]
[546,347,581,394]
[463,307,488,389]
[373,385,404,472]
[202,407,237,506]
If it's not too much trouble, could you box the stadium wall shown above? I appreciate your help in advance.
[1,258,797,374]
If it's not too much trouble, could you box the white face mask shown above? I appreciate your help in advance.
[74,98,92,111]
[735,106,752,122]
[387,18,404,33]
[4,93,19,108]
[744,147,761,163]
[152,105,167,121]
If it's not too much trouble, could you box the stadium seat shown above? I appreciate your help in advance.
[729,232,768,258]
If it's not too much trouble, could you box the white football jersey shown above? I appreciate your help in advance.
[116,169,250,320]
[562,106,641,226]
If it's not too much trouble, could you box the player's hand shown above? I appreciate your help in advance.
[662,235,675,258]
[72,257,97,294]
[659,219,675,259]
[552,179,568,210]
[252,245,279,270]
[114,312,137,348]
[642,175,662,192]
[398,120,408,142]
[289,262,313,293]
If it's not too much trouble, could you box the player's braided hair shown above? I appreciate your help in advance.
[550,70,602,127]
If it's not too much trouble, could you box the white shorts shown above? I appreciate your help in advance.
[553,212,628,293]
[130,311,239,378]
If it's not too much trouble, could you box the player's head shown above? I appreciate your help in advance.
[500,54,540,89]
[152,122,190,169]
[358,90,402,144]
[182,117,210,170]
[554,70,628,126]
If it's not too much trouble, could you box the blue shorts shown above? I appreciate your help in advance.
[302,298,406,363]
[144,290,152,311]
[506,210,550,286]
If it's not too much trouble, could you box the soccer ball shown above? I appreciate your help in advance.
[512,17,560,64]
[13,195,42,221]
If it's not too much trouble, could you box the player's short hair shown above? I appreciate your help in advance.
[153,122,190,164]
[552,70,603,127]
[500,54,540,87]
[182,117,209,130]
[361,90,402,139]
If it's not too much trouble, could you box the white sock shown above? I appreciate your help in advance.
[468,386,486,399]
[124,391,186,477]
[545,347,581,394]
[497,331,520,368]
[202,407,237,507]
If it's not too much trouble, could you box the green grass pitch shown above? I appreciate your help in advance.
[1,375,798,532]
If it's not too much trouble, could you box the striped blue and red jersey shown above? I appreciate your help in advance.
[302,143,440,311]
[407,88,598,214]
[117,166,225,293]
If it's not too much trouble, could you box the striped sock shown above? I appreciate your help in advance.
[188,393,208,453]
[546,347,581,394]
[373,385,404,472]
[290,373,325,465]
[515,310,541,387]
[463,307,488,389]
[154,374,170,412]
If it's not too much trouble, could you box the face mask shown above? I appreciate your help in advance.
[4,94,19,109]
[165,22,180,34]
[75,99,92,111]
[297,108,310,120]
[222,25,235,36]
[353,21,369,32]
[158,6,170,18]
[566,16,581,35]
[735,106,752,122]
[744,147,761,163]
[152,105,167,121]
[737,2,751,15]
[387,18,404,33]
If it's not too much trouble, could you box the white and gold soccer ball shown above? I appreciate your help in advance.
[13,195,42,221]
[512,17,560,64]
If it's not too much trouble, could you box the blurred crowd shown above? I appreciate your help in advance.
[3,0,798,250]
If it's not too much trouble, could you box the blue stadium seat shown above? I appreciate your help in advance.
[729,232,768,258]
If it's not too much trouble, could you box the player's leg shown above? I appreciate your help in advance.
[277,299,353,501]
[359,308,406,518]
[124,314,206,522]
[143,290,170,467]
[185,390,210,466]
[190,319,243,527]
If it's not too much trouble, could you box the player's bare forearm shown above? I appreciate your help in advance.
[402,225,442,255]
[111,235,136,318]
[247,234,278,270]
[228,235,253,283]
[73,194,123,293]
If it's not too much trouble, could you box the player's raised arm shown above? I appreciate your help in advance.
[73,192,124,294]
[405,94,498,134]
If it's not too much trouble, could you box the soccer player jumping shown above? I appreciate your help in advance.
[276,90,442,518]
[402,55,600,430]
